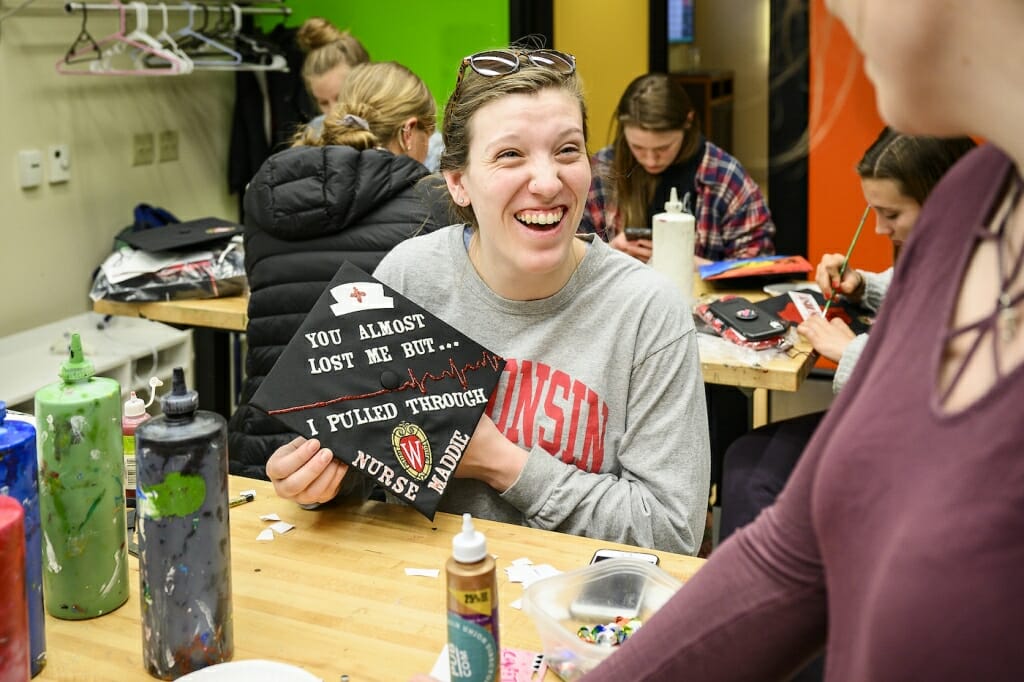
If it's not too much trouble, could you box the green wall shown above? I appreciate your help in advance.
[272,1,510,112]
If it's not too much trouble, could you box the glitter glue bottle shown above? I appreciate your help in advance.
[0,495,30,681]
[650,186,697,305]
[35,333,128,620]
[0,402,46,676]
[135,367,233,680]
[122,377,162,507]
[446,513,499,682]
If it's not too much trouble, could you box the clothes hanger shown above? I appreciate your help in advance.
[58,0,169,76]
[123,2,191,74]
[174,2,242,67]
[60,4,102,65]
[151,3,195,71]
[203,3,287,73]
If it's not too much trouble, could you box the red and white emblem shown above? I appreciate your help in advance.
[392,422,432,481]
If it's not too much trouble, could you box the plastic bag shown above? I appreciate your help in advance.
[90,239,246,302]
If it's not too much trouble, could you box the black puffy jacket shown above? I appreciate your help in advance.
[228,144,443,479]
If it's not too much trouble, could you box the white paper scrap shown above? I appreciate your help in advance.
[405,568,440,578]
[510,557,534,567]
[259,513,281,522]
[509,598,523,610]
[256,528,274,542]
[269,521,295,535]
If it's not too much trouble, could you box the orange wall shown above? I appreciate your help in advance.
[808,0,888,272]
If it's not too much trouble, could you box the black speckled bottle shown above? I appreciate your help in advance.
[135,368,232,680]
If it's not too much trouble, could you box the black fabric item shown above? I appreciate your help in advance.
[228,24,316,220]
[227,144,446,480]
[250,262,505,520]
[649,137,706,218]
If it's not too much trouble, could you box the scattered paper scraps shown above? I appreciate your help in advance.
[256,528,275,542]
[404,567,440,578]
[259,513,281,522]
[250,262,506,521]
[269,521,294,535]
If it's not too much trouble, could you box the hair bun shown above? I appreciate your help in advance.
[296,16,344,52]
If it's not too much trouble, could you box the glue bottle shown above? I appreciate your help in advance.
[35,333,128,620]
[446,513,499,682]
[135,367,232,679]
[651,186,697,304]
[122,377,162,506]
[0,402,46,676]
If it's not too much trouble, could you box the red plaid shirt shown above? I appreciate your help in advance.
[580,142,776,260]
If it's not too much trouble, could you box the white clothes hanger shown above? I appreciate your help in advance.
[56,0,179,76]
[124,2,191,74]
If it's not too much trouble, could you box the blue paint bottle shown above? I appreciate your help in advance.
[135,368,232,679]
[0,403,46,676]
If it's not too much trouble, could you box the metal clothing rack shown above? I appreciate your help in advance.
[64,1,290,17]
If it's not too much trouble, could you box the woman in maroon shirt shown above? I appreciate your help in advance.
[576,1,1024,679]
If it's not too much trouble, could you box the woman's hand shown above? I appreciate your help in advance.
[797,314,857,363]
[265,436,348,505]
[455,414,528,493]
[610,232,653,263]
[816,253,863,301]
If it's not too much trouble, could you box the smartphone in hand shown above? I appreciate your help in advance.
[624,227,653,241]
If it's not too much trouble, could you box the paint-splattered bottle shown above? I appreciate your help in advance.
[135,368,232,679]
[0,402,46,676]
[35,333,128,620]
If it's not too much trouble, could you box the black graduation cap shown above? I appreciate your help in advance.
[251,262,506,519]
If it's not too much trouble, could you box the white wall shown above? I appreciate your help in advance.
[0,2,236,338]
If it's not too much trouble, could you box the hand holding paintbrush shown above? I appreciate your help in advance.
[821,205,872,316]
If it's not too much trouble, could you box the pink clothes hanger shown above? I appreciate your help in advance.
[56,0,184,76]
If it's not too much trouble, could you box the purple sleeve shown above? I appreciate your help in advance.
[581,444,827,680]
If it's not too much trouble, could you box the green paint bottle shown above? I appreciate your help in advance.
[35,333,129,619]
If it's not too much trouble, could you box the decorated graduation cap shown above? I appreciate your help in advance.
[251,262,505,520]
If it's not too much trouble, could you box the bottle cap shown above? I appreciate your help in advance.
[452,512,487,563]
[59,333,95,383]
[124,391,147,418]
[160,367,199,417]
[664,186,683,214]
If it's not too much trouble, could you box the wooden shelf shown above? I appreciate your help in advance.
[670,70,735,153]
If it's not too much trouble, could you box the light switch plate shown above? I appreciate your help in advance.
[17,149,43,189]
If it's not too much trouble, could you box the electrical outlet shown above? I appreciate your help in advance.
[48,144,71,184]
[132,133,155,166]
[158,130,179,163]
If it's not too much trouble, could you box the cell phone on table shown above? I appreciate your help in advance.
[624,227,653,241]
[708,297,788,341]
[569,549,660,622]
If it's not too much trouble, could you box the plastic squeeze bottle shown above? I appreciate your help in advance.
[650,186,697,304]
[0,402,46,675]
[0,496,30,681]
[122,377,162,506]
[446,513,499,682]
[35,333,129,619]
[135,367,233,680]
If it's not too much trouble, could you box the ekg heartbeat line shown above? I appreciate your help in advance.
[267,350,504,415]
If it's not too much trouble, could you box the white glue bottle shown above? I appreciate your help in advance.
[651,186,697,304]
[446,513,499,681]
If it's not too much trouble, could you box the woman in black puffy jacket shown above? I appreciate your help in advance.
[229,61,448,479]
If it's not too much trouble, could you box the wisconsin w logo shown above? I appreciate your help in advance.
[392,422,432,481]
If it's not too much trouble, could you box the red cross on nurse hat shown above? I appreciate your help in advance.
[250,261,506,520]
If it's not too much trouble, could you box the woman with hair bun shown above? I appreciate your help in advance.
[296,16,370,115]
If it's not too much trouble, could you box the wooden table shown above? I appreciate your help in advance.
[94,296,248,333]
[37,477,704,681]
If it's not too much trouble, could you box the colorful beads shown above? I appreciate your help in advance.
[575,616,643,646]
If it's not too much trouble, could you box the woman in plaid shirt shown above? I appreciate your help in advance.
[581,73,775,265]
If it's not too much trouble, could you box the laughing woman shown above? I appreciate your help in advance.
[264,49,711,555]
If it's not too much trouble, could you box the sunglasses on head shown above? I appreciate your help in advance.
[453,49,576,99]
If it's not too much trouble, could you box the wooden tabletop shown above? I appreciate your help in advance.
[93,295,249,333]
[36,477,704,681]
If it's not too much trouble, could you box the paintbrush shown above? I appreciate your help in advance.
[822,204,871,317]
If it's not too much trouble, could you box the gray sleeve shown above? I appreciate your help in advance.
[833,333,870,394]
[501,328,711,556]
[859,268,892,313]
